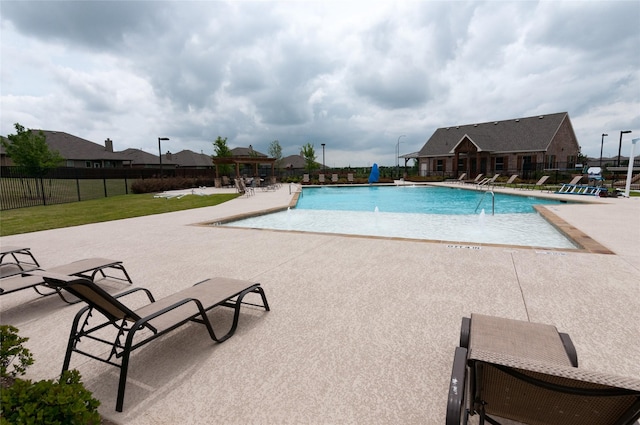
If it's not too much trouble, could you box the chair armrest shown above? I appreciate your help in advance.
[446,346,468,425]
[113,287,155,303]
[460,317,470,348]
[559,332,578,367]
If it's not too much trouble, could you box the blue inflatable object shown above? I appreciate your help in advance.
[368,163,379,183]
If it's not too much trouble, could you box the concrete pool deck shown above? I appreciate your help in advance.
[1,183,638,424]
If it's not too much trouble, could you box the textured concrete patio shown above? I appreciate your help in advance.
[1,183,638,424]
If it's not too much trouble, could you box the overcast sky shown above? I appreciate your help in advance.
[1,1,639,167]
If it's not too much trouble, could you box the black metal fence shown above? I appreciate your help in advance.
[0,166,215,210]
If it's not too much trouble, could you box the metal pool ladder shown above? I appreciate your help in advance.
[474,190,495,215]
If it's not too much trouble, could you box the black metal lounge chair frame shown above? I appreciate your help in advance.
[37,272,270,412]
[0,246,40,267]
[0,258,132,303]
[447,315,640,425]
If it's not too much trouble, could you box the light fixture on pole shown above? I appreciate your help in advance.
[396,135,405,178]
[599,133,608,167]
[618,131,631,167]
[158,137,169,176]
[321,143,326,171]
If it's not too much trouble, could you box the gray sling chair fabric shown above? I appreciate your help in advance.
[447,314,640,425]
[31,270,270,412]
[0,258,132,303]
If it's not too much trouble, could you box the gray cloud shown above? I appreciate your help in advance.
[1,1,638,166]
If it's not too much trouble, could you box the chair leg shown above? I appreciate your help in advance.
[62,307,90,372]
[116,332,136,412]
[218,286,268,343]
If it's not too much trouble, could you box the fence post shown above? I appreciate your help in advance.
[40,177,47,206]
[76,168,81,201]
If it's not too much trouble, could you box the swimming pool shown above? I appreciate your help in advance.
[296,186,562,214]
[222,186,578,249]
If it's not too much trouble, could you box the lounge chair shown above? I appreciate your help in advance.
[463,174,484,184]
[319,174,325,184]
[556,175,585,193]
[331,173,338,183]
[236,179,254,196]
[347,173,354,184]
[0,258,132,303]
[302,174,310,184]
[1,246,40,267]
[476,174,500,187]
[448,173,466,184]
[32,270,270,412]
[446,314,640,425]
[490,174,518,188]
[518,175,550,190]
[234,178,244,194]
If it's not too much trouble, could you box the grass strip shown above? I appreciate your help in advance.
[0,193,240,236]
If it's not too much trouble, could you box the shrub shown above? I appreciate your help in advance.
[0,325,34,379]
[1,370,101,425]
[0,326,101,425]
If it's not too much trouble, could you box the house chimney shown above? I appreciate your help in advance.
[166,151,172,160]
[105,138,113,152]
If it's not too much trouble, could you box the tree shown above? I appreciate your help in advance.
[301,143,318,173]
[2,123,63,176]
[268,140,283,176]
[212,136,232,176]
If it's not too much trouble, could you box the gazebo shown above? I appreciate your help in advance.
[211,146,276,179]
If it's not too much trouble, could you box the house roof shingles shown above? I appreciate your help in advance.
[230,146,267,157]
[38,131,128,161]
[170,150,213,167]
[419,112,570,157]
[118,148,171,165]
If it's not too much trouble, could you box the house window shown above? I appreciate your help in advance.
[436,159,444,172]
[85,161,92,168]
[567,156,576,169]
[93,162,101,168]
[545,155,556,169]
[495,157,504,171]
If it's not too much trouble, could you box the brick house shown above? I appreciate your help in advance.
[1,131,131,168]
[414,112,580,178]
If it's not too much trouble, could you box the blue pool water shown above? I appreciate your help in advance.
[223,185,577,249]
[296,186,562,214]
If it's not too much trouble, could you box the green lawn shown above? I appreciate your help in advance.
[0,193,240,236]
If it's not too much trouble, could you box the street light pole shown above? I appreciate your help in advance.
[158,137,169,177]
[396,135,405,179]
[321,143,326,171]
[600,133,608,167]
[618,131,631,167]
